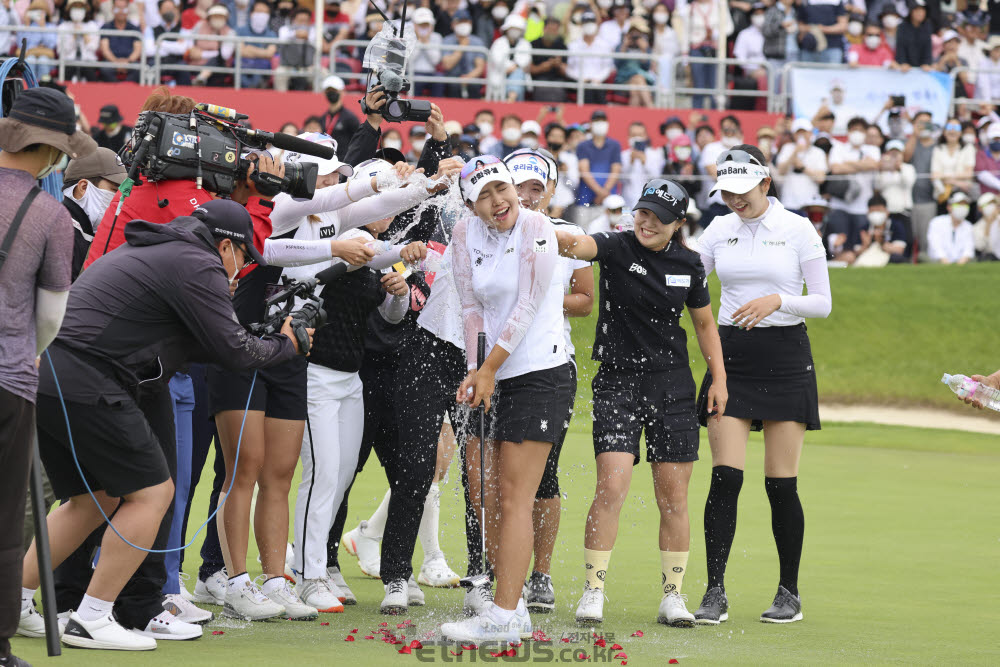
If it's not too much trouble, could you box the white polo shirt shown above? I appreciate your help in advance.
[926,215,975,263]
[551,218,590,361]
[696,198,827,327]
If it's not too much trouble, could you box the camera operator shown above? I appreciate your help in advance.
[61,147,128,280]
[20,200,309,652]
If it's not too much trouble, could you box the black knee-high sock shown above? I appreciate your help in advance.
[765,476,804,597]
[704,465,744,591]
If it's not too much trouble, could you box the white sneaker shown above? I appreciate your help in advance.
[462,582,494,617]
[441,603,527,644]
[514,599,533,640]
[297,578,344,613]
[407,575,425,606]
[575,586,606,625]
[343,521,381,578]
[191,569,227,606]
[658,591,695,628]
[380,579,408,615]
[418,552,461,588]
[16,604,45,638]
[284,543,297,583]
[134,611,202,641]
[327,567,357,605]
[222,577,286,621]
[178,572,196,602]
[163,594,214,624]
[61,611,156,651]
[57,611,71,635]
[264,579,318,620]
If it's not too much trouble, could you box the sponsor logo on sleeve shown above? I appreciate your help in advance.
[533,238,549,253]
[665,274,691,287]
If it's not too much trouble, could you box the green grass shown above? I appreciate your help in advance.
[569,262,999,413]
[14,422,1000,665]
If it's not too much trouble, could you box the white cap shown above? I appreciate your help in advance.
[709,156,771,196]
[444,120,463,136]
[207,4,229,18]
[506,152,551,185]
[604,194,625,211]
[884,139,905,152]
[412,7,435,25]
[949,191,970,205]
[354,157,394,180]
[988,123,1000,140]
[791,118,813,134]
[459,155,514,202]
[520,120,542,136]
[280,132,353,177]
[322,75,346,91]
[941,29,959,43]
[501,14,527,33]
[977,191,999,208]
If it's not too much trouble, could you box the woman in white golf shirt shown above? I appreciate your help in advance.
[693,145,832,626]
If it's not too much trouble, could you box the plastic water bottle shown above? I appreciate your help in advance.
[941,374,1000,411]
[407,248,444,273]
[365,240,393,255]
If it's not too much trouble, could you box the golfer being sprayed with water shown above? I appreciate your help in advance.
[441,156,572,643]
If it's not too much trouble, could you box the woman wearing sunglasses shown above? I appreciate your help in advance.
[692,146,832,625]
[440,156,571,643]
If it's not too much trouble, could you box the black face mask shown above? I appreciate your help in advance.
[326,90,341,105]
[548,142,563,152]
[814,138,832,154]
[161,11,176,24]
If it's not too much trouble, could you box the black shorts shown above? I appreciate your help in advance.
[696,324,821,431]
[485,364,573,445]
[593,365,700,464]
[536,359,578,499]
[207,355,308,420]
[36,392,174,499]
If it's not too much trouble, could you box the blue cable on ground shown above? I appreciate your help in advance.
[44,349,252,554]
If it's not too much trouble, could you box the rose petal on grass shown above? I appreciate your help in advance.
[364,635,375,640]
[630,630,644,638]
[615,652,628,659]
[461,643,478,650]
[577,651,590,660]
[561,637,571,643]
[612,643,623,650]
[594,638,607,648]
[211,631,224,636]
[449,650,463,656]
[398,646,412,654]
[320,622,329,626]
[669,660,679,664]
[409,640,423,649]
[379,621,389,627]
[344,635,355,642]
[350,628,358,633]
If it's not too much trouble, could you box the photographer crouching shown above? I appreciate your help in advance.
[19,200,311,652]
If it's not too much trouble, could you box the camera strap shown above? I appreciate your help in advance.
[0,186,41,275]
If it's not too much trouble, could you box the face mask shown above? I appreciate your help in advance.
[990,141,1000,153]
[665,127,682,141]
[227,243,241,288]
[571,12,583,24]
[867,210,887,226]
[597,0,613,8]
[674,146,692,161]
[70,7,86,22]
[982,202,997,218]
[250,12,270,32]
[591,121,609,137]
[882,16,900,29]
[653,11,668,25]
[477,122,494,136]
[411,139,426,153]
[454,22,472,37]
[325,89,341,105]
[721,135,740,148]
[548,141,562,152]
[950,205,969,220]
[523,137,539,150]
[583,22,598,36]
[27,9,44,23]
[36,149,64,179]
[492,5,509,21]
[607,211,623,225]
[864,35,880,49]
[962,134,976,145]
[416,25,432,36]
[383,138,403,150]
[642,0,658,8]
[847,20,862,36]
[77,181,116,228]
[162,10,176,24]
[751,14,765,28]
[209,18,227,31]
[848,131,865,147]
[501,127,521,144]
[507,29,523,41]
[235,0,249,6]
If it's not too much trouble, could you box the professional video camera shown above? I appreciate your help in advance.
[250,263,350,354]
[122,103,338,199]
[359,10,432,124]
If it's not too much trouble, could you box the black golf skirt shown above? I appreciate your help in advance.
[483,363,573,445]
[697,323,821,431]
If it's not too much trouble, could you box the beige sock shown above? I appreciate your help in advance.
[584,549,612,590]
[661,550,689,596]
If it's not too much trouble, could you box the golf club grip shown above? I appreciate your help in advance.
[476,332,485,369]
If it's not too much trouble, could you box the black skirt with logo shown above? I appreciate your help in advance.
[696,324,821,431]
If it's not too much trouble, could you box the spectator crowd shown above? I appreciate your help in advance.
[2,0,998,107]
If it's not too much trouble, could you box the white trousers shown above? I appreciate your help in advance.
[293,363,365,580]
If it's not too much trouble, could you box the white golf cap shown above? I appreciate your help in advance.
[322,75,346,91]
[353,157,394,180]
[280,132,353,177]
[709,149,771,195]
[604,194,625,210]
[791,118,813,134]
[885,139,905,152]
[505,151,550,185]
[412,7,435,24]
[520,120,542,136]
[459,155,514,202]
[501,14,527,33]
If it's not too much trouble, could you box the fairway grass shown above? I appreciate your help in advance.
[14,422,999,665]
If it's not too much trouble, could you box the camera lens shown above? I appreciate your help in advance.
[386,98,407,121]
[282,161,318,199]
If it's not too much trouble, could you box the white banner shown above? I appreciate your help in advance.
[789,66,953,127]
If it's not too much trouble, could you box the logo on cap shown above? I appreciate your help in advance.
[643,187,679,205]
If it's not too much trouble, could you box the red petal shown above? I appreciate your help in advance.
[622,662,628,666]
[461,643,478,650]
[630,630,644,637]
[364,636,375,640]
[379,621,389,626]
[531,630,550,641]
[615,652,628,659]
[211,630,224,635]
[669,660,679,664]
[561,637,571,643]
[577,652,591,660]
[409,640,423,649]
[320,622,330,626]
[351,628,358,633]
[398,646,412,654]
[594,638,607,647]
[344,636,355,642]
[450,651,463,656]
[510,643,522,648]
[612,644,624,650]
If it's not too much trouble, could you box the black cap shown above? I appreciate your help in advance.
[192,199,265,266]
[581,10,597,22]
[375,146,406,165]
[908,0,925,8]
[98,104,123,124]
[633,178,689,224]
[591,109,608,121]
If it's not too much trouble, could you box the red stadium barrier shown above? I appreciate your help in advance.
[65,82,782,153]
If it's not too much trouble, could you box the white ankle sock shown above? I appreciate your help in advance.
[227,572,250,593]
[417,483,442,560]
[363,490,391,539]
[21,587,36,611]
[261,576,284,596]
[77,594,114,622]
[489,604,515,623]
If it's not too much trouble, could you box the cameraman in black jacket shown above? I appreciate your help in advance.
[18,200,308,652]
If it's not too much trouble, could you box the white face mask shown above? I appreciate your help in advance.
[674,146,692,161]
[751,14,765,28]
[591,121,609,137]
[506,29,523,41]
[70,7,86,22]
[653,11,668,25]
[209,18,227,31]
[77,181,116,228]
[416,24,432,36]
[582,22,598,36]
[983,202,998,218]
[847,20,863,36]
[250,11,270,32]
[848,130,866,147]
[227,243,241,288]
[882,16,900,29]
[27,9,44,23]
[501,127,521,143]
[383,138,403,150]
[523,136,539,150]
[478,121,494,136]
[867,210,887,226]
[950,205,969,220]
[665,127,682,141]
[492,5,509,21]
[36,148,64,179]
[962,133,976,145]
[721,135,741,148]
[864,35,881,50]
[411,139,426,153]
[454,22,472,37]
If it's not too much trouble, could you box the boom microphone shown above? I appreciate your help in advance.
[241,129,337,160]
[315,262,348,285]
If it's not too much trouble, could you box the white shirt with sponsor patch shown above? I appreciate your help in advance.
[551,218,590,361]
[696,197,830,327]
[452,208,565,381]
